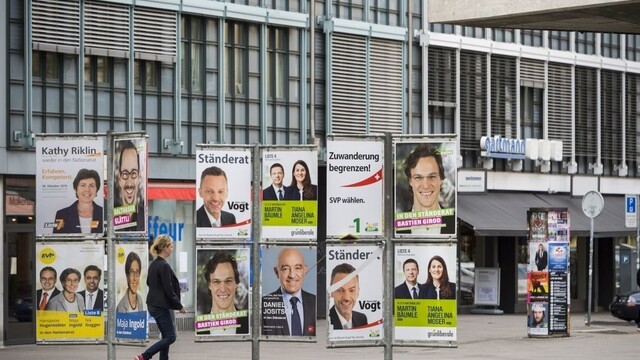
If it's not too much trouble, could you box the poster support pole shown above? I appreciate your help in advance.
[383,133,393,360]
[106,132,116,359]
[251,144,260,360]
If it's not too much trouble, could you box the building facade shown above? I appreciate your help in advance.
[1,0,639,346]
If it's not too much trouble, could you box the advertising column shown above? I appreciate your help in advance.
[527,208,570,337]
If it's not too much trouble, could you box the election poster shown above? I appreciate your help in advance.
[326,244,384,343]
[113,137,148,233]
[114,242,149,341]
[261,148,318,240]
[326,138,384,238]
[35,241,105,342]
[195,147,252,239]
[394,243,458,344]
[195,247,250,338]
[260,245,317,338]
[36,136,105,236]
[394,140,457,238]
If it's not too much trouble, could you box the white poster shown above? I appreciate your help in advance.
[326,139,383,238]
[36,137,105,236]
[261,149,318,240]
[326,245,383,342]
[195,148,252,239]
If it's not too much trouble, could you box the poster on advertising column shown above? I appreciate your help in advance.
[394,141,457,238]
[114,242,149,341]
[195,147,252,239]
[261,148,318,240]
[195,247,250,338]
[35,241,105,342]
[113,137,148,233]
[326,138,384,238]
[36,136,105,236]
[394,243,458,344]
[326,244,384,343]
[260,245,317,339]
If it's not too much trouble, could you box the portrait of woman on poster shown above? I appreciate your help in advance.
[422,255,456,300]
[46,268,85,312]
[284,160,317,200]
[117,251,145,312]
[198,252,249,335]
[53,169,104,234]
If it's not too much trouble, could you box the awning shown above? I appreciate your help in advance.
[458,192,635,238]
[148,182,195,201]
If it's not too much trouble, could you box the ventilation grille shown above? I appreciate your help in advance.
[548,63,572,157]
[626,73,639,166]
[369,38,402,134]
[32,0,80,52]
[428,47,456,104]
[575,67,597,157]
[460,50,487,150]
[601,70,622,162]
[331,33,367,135]
[85,1,130,55]
[490,55,517,138]
[134,7,177,60]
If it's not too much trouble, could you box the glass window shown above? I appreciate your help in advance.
[494,29,515,43]
[463,26,485,39]
[602,33,620,58]
[548,31,570,51]
[521,30,543,47]
[576,32,595,55]
[268,27,286,99]
[226,22,248,97]
[429,23,455,34]
[627,34,640,61]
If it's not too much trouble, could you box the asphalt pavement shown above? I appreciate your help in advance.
[0,311,637,359]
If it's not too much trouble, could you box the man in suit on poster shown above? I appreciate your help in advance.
[394,258,424,299]
[37,266,61,311]
[261,248,316,336]
[196,166,237,227]
[329,263,368,330]
[262,163,287,201]
[78,265,104,311]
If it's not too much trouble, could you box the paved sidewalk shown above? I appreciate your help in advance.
[0,312,637,359]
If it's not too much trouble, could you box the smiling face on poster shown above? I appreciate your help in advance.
[261,149,318,240]
[326,140,384,238]
[326,245,383,342]
[394,141,457,237]
[114,242,149,341]
[195,248,250,336]
[113,138,148,233]
[195,149,252,239]
[394,244,458,343]
[260,246,317,337]
[35,241,105,341]
[36,137,105,236]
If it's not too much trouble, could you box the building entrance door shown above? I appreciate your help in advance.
[4,228,35,345]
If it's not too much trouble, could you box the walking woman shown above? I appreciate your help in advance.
[134,235,186,360]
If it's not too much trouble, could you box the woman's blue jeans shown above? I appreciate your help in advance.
[143,306,177,360]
